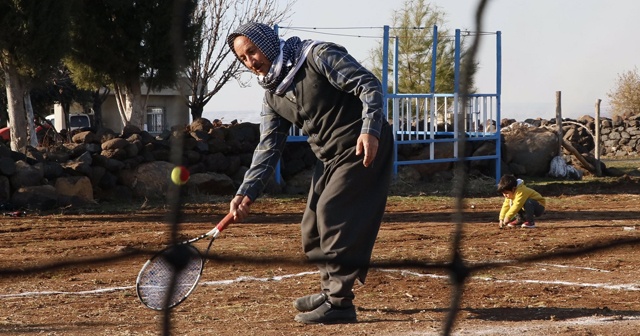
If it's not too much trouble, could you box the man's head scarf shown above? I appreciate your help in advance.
[227,22,280,63]
[227,22,317,94]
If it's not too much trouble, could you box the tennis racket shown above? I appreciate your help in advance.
[136,212,235,310]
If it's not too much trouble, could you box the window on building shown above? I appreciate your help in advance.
[146,107,165,134]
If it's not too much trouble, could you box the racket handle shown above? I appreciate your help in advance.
[214,212,235,234]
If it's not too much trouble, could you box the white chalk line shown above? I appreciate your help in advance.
[381,267,640,291]
[0,263,636,299]
[0,286,134,298]
[535,262,610,272]
[469,260,611,273]
[0,271,318,298]
[198,271,318,286]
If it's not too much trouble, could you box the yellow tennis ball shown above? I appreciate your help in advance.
[171,165,190,185]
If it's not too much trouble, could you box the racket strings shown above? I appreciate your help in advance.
[137,245,204,310]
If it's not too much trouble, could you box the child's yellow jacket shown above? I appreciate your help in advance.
[499,180,546,221]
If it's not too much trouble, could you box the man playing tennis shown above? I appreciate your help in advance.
[227,22,393,324]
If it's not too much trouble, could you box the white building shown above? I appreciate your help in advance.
[53,84,191,135]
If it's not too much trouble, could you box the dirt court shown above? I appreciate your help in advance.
[1,177,640,336]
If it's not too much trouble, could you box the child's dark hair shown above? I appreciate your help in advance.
[497,174,518,193]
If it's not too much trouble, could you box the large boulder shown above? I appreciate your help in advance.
[399,142,454,179]
[10,185,58,210]
[55,176,94,203]
[118,161,174,199]
[72,131,101,144]
[186,172,236,195]
[501,123,559,176]
[0,157,16,176]
[62,151,93,176]
[9,160,44,189]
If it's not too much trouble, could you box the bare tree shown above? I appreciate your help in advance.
[185,0,296,120]
[607,66,640,119]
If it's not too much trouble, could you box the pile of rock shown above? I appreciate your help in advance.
[501,114,639,178]
[0,118,315,211]
[598,115,640,156]
[2,113,636,211]
[516,114,640,158]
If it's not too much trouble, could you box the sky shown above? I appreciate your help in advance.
[204,0,640,124]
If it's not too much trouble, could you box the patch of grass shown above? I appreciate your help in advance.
[602,157,640,175]
[387,194,451,204]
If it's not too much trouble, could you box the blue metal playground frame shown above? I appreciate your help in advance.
[382,26,502,182]
[276,25,502,183]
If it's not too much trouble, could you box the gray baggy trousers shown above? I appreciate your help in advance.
[300,123,393,307]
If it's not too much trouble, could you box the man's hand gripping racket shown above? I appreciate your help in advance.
[136,212,235,310]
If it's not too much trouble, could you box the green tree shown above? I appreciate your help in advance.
[64,59,111,131]
[607,67,640,119]
[0,0,73,150]
[30,63,95,133]
[67,0,200,129]
[184,0,296,120]
[369,0,476,122]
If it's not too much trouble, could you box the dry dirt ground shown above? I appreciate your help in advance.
[1,177,640,336]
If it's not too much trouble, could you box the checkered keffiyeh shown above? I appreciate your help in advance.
[227,22,280,63]
[228,22,317,94]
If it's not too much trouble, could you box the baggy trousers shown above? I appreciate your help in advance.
[517,199,545,222]
[300,123,393,308]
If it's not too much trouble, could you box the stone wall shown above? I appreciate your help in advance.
[2,114,638,211]
[0,119,316,211]
[599,117,640,157]
[516,114,640,157]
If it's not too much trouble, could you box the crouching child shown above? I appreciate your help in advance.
[497,174,546,229]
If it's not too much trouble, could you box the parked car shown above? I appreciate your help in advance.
[45,113,92,131]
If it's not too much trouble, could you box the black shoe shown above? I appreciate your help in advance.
[294,302,357,324]
[293,292,327,312]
